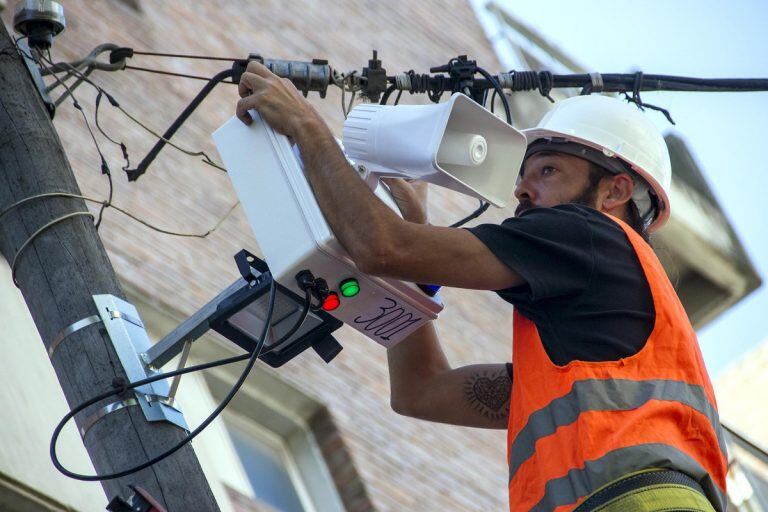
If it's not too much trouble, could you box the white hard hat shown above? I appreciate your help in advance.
[523,94,672,232]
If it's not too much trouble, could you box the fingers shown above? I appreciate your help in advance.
[246,60,273,78]
[236,94,260,125]
[237,71,272,124]
[238,71,268,98]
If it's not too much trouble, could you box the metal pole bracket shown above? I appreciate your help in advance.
[93,294,189,432]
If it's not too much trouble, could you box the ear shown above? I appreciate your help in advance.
[600,173,634,211]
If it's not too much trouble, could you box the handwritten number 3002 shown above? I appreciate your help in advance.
[353,298,422,341]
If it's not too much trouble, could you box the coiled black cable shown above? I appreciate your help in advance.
[50,282,311,481]
[504,70,556,102]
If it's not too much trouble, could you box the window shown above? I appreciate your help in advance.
[195,366,349,512]
[224,411,314,512]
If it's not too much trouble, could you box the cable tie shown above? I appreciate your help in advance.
[589,72,604,92]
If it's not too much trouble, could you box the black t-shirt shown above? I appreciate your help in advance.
[467,204,655,366]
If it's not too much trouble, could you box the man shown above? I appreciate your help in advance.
[237,62,728,511]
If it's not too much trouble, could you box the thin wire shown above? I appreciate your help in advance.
[43,50,112,230]
[93,90,129,228]
[95,167,113,230]
[131,50,240,62]
[44,53,228,173]
[340,72,349,118]
[39,50,115,231]
[39,51,108,171]
[114,103,227,173]
[111,200,239,238]
[10,48,237,243]
[11,212,94,286]
[0,192,239,239]
[337,70,361,118]
[124,64,237,84]
[94,91,122,146]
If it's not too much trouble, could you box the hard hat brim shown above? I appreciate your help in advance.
[523,127,671,232]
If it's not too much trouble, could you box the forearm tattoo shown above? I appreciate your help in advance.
[464,369,512,421]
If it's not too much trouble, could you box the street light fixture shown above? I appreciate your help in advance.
[143,249,343,370]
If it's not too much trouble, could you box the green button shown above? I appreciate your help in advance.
[339,278,360,297]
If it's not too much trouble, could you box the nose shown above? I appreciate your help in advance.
[514,173,535,203]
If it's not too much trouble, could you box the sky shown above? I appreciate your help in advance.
[480,0,768,377]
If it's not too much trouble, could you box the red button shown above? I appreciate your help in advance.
[321,292,340,311]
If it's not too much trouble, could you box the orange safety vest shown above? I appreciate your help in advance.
[507,214,728,512]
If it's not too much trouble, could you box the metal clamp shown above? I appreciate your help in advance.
[79,397,138,438]
[79,394,181,438]
[48,314,102,358]
[93,294,189,433]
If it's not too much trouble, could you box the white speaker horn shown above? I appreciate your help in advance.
[342,92,527,208]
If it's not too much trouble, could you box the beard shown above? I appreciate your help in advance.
[514,181,600,217]
[569,181,601,209]
[514,199,534,217]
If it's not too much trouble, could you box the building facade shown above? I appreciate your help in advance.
[0,1,761,511]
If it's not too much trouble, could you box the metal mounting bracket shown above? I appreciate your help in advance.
[93,294,189,432]
[16,38,56,118]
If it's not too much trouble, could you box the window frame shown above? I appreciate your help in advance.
[223,409,318,512]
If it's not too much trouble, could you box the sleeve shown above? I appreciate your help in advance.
[466,205,595,301]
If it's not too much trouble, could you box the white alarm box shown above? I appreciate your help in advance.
[212,112,443,347]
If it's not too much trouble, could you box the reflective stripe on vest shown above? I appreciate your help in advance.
[507,213,728,512]
[528,443,728,512]
[508,378,728,480]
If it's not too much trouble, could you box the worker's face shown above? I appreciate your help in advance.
[514,151,598,216]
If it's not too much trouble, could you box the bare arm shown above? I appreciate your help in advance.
[388,323,511,429]
[236,62,523,291]
[295,119,523,290]
[237,64,514,428]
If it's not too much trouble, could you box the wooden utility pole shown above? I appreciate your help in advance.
[0,21,220,511]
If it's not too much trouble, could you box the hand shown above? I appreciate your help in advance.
[237,61,324,140]
[381,178,429,224]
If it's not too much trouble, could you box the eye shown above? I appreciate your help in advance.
[541,166,557,176]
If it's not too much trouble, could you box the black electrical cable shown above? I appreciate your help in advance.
[449,200,491,228]
[448,67,505,227]
[476,66,511,125]
[50,281,311,481]
[380,84,397,105]
[126,67,236,181]
[394,89,404,106]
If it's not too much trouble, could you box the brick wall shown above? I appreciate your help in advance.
[2,1,518,510]
[310,408,375,512]
[716,340,768,451]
